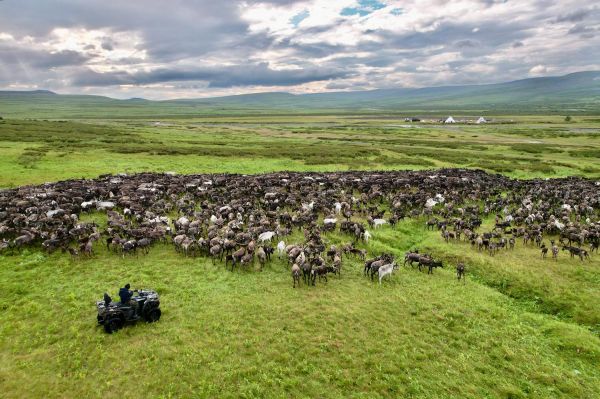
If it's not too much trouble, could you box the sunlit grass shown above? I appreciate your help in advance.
[1,220,599,398]
[1,114,600,398]
[1,116,599,187]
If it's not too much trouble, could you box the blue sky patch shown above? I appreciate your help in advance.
[290,10,309,27]
[358,0,386,10]
[390,7,404,16]
[340,7,370,17]
[341,0,386,17]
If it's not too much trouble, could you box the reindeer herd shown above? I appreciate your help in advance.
[0,169,598,288]
[424,192,598,263]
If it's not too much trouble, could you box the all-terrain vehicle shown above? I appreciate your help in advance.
[97,289,161,333]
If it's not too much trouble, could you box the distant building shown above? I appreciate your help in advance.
[476,116,487,124]
[444,116,456,124]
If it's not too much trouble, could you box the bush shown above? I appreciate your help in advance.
[17,147,48,168]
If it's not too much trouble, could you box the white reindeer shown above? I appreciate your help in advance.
[295,251,306,266]
[373,219,387,228]
[302,201,314,211]
[81,200,97,211]
[277,241,286,259]
[97,201,115,210]
[258,231,275,243]
[363,230,372,243]
[378,262,397,284]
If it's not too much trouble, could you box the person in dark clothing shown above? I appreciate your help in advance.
[119,283,138,317]
[119,283,133,304]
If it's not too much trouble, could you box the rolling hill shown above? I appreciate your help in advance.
[1,71,599,118]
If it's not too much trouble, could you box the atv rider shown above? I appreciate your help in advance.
[119,283,138,317]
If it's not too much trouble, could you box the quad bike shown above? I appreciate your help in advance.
[96,289,161,333]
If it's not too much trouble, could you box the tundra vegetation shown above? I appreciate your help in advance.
[0,115,599,187]
[0,113,599,399]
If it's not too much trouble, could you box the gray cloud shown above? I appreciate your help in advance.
[455,39,479,48]
[0,45,90,68]
[247,0,308,4]
[375,21,531,51]
[0,0,597,98]
[70,63,350,88]
[100,38,114,51]
[568,24,597,38]
[554,8,594,23]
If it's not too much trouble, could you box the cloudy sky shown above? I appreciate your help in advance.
[0,0,598,99]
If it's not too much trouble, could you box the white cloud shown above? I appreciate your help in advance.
[0,0,597,98]
[529,65,548,75]
[0,32,15,41]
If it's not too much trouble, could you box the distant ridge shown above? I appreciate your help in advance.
[0,89,56,95]
[0,71,598,117]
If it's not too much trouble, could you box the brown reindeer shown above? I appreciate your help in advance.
[551,244,559,260]
[456,262,466,283]
[291,264,301,288]
[540,244,548,259]
[256,246,267,271]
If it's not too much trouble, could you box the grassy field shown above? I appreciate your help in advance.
[1,113,600,398]
[1,218,599,398]
[0,115,599,187]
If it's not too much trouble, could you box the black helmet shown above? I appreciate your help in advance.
[125,283,131,289]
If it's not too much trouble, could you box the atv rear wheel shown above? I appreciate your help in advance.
[103,317,122,334]
[145,308,161,323]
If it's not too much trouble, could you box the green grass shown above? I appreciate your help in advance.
[1,219,599,399]
[1,113,600,398]
[0,115,599,187]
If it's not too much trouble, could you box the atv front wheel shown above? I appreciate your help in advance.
[104,317,121,334]
[145,308,161,323]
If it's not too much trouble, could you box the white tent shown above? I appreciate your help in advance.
[444,116,456,124]
[476,116,487,124]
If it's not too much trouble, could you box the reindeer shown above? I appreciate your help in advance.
[378,262,397,284]
[551,244,559,260]
[256,246,267,271]
[291,264,301,288]
[456,262,466,283]
[540,243,548,259]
